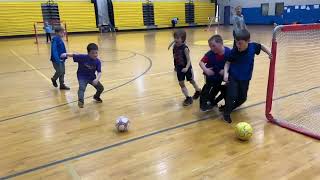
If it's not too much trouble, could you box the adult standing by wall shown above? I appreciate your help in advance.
[232,6,247,48]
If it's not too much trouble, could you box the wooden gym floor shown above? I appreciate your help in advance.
[0,26,320,180]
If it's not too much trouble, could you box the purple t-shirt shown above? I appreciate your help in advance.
[73,54,102,81]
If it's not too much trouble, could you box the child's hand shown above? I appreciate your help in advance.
[92,79,99,85]
[224,73,229,82]
[60,53,67,59]
[181,68,188,73]
[268,53,273,60]
[205,68,215,76]
[219,69,224,76]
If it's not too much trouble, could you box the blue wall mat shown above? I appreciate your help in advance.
[241,4,320,25]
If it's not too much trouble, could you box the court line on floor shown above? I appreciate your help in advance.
[0,51,136,75]
[10,49,51,82]
[0,51,152,123]
[1,85,319,180]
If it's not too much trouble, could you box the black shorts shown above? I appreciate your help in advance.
[176,66,193,82]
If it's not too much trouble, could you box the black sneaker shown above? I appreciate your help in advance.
[200,104,213,112]
[223,114,232,123]
[219,105,225,112]
[51,78,58,87]
[93,95,103,103]
[183,96,193,106]
[60,84,70,90]
[193,90,201,100]
[78,101,84,108]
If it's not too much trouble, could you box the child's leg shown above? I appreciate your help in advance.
[90,81,105,102]
[179,81,193,106]
[179,81,189,97]
[200,83,212,107]
[48,33,52,42]
[208,81,222,105]
[78,79,88,103]
[224,77,239,122]
[233,80,250,109]
[46,33,49,42]
[58,63,69,89]
[214,84,226,105]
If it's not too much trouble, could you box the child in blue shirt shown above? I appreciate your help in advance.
[223,29,272,123]
[43,22,52,43]
[50,26,70,90]
[199,35,231,111]
[61,43,104,108]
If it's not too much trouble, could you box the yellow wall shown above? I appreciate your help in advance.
[113,2,144,30]
[0,2,42,36]
[0,1,97,37]
[58,2,97,32]
[194,2,215,25]
[154,2,187,28]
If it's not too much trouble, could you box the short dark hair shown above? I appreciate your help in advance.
[173,29,187,42]
[208,34,223,44]
[55,26,64,33]
[235,29,250,41]
[87,43,98,53]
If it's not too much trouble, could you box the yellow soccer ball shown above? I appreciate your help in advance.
[235,122,253,141]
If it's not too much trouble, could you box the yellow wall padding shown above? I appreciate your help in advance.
[113,2,144,30]
[58,2,98,32]
[154,2,187,28]
[0,2,42,36]
[194,2,215,25]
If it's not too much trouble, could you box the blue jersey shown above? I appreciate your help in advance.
[201,47,231,82]
[227,43,262,80]
[50,36,66,64]
[73,54,102,81]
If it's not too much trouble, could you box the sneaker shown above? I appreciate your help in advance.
[193,90,201,100]
[60,84,70,90]
[218,105,225,112]
[223,114,232,123]
[183,96,193,106]
[51,78,58,87]
[93,95,103,103]
[200,103,214,112]
[78,101,84,108]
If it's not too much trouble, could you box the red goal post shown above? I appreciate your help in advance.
[266,23,320,139]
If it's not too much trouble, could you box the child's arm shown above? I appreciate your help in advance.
[260,44,272,60]
[199,59,214,76]
[60,53,74,58]
[223,61,231,82]
[51,40,62,62]
[93,62,102,85]
[93,72,102,85]
[182,48,191,73]
[168,41,175,50]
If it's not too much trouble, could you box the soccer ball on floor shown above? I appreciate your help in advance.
[235,122,253,141]
[116,116,130,132]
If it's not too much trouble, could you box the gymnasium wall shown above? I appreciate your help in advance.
[0,0,97,37]
[228,0,320,25]
[112,0,215,30]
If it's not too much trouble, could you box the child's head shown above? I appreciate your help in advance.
[235,29,250,52]
[235,6,242,16]
[208,35,224,54]
[173,29,186,45]
[87,43,99,59]
[55,26,65,37]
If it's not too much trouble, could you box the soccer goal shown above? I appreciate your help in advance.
[266,23,320,139]
[34,20,68,44]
